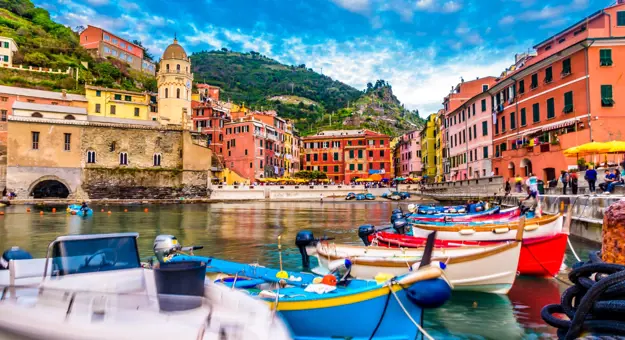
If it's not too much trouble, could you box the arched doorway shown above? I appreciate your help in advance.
[29,179,70,198]
[520,158,533,177]
[508,162,516,178]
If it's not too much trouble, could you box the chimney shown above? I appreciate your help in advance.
[62,89,67,99]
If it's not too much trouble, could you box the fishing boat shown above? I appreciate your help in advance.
[161,234,453,340]
[67,204,93,216]
[0,233,291,340]
[361,214,567,277]
[365,193,375,200]
[345,192,356,200]
[414,202,486,215]
[298,226,524,295]
[409,207,519,223]
[355,193,366,200]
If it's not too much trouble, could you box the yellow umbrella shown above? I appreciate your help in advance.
[563,145,582,157]
[604,141,625,153]
[577,141,611,154]
[355,178,372,182]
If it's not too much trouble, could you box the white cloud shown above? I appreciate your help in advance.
[539,18,568,29]
[330,0,370,13]
[499,15,515,25]
[442,1,462,13]
[416,0,462,13]
[185,24,224,50]
[118,0,139,10]
[85,0,108,5]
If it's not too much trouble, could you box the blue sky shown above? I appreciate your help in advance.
[38,0,607,113]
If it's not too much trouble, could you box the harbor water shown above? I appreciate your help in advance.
[0,201,598,339]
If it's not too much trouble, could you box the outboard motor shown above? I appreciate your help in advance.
[358,224,376,246]
[392,208,403,215]
[295,230,315,268]
[0,247,33,270]
[390,212,404,223]
[153,235,204,263]
[393,218,409,234]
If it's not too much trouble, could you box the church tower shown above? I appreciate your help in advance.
[157,37,193,127]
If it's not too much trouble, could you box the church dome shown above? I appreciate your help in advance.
[162,38,187,60]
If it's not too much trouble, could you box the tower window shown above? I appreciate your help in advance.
[153,153,161,166]
[87,150,96,164]
[176,88,180,99]
[165,88,168,98]
[166,64,169,71]
[177,64,180,72]
[119,152,128,165]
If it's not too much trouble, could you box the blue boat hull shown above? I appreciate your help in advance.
[169,255,448,340]
[284,289,423,340]
[67,204,93,216]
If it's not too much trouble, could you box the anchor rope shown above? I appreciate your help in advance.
[388,285,435,340]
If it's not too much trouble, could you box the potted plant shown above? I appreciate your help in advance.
[577,158,587,171]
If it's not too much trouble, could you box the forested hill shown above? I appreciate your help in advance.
[190,50,362,112]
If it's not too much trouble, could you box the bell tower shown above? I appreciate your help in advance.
[157,36,193,128]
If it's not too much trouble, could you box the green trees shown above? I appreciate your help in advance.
[294,170,328,180]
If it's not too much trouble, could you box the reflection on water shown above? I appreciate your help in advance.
[0,201,600,339]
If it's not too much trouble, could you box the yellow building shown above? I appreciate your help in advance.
[390,136,400,177]
[85,85,150,120]
[0,37,18,67]
[434,110,444,182]
[420,114,437,180]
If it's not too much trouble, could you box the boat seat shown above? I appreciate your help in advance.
[0,258,52,301]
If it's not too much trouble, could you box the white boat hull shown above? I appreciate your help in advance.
[310,241,521,295]
[410,215,563,242]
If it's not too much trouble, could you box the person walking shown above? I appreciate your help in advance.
[570,172,579,195]
[526,173,538,195]
[560,170,570,195]
[514,174,523,193]
[585,166,597,193]
[504,179,511,196]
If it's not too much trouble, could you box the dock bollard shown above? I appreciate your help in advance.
[602,200,625,265]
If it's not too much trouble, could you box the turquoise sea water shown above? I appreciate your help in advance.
[0,201,598,339]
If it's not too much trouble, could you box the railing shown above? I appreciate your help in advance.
[0,64,72,75]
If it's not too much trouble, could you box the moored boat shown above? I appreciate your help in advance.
[345,192,356,200]
[407,206,518,222]
[161,234,453,340]
[67,204,93,216]
[0,233,291,340]
[355,193,366,200]
[298,227,524,294]
[365,193,375,200]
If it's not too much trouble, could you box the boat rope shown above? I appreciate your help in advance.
[541,251,625,340]
[524,243,572,287]
[388,285,435,340]
[567,237,581,263]
[368,290,392,340]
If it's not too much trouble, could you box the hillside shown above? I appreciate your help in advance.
[191,51,424,136]
[0,0,155,93]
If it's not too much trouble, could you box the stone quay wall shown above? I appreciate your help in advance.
[210,185,367,201]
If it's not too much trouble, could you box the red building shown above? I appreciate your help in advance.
[79,25,155,75]
[302,129,391,184]
[490,2,625,182]
[191,100,230,155]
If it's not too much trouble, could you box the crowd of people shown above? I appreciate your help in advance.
[504,163,625,196]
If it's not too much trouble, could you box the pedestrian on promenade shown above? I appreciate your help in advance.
[504,179,511,196]
[514,174,523,193]
[560,170,570,195]
[606,168,624,194]
[585,166,597,193]
[526,173,538,195]
[599,169,615,193]
[570,172,579,195]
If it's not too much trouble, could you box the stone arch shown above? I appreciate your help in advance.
[31,112,43,118]
[520,158,533,177]
[64,114,75,120]
[508,161,515,178]
[28,175,72,199]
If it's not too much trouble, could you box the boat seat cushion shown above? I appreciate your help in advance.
[41,268,147,294]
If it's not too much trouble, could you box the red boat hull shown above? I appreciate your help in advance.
[369,232,568,277]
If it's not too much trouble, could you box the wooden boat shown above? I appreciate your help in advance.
[409,214,563,242]
[408,207,518,222]
[0,233,291,340]
[304,237,522,295]
[163,234,453,340]
[364,214,566,277]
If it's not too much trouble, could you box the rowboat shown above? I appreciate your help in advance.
[361,214,567,277]
[409,214,563,242]
[67,204,93,216]
[299,227,523,295]
[161,234,453,340]
[414,202,485,215]
[365,193,375,200]
[0,233,291,340]
[345,192,356,200]
[408,207,519,223]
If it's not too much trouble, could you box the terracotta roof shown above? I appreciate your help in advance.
[0,85,87,102]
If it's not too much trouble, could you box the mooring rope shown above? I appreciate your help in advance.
[388,284,435,340]
[541,251,625,339]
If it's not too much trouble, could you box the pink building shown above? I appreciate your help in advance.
[444,77,497,180]
[397,130,422,177]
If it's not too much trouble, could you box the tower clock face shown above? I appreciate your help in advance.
[186,80,191,89]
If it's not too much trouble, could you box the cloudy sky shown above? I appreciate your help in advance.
[37,0,607,113]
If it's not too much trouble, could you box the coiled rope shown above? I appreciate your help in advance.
[541,251,625,339]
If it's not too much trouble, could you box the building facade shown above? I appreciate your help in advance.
[302,129,391,184]
[85,85,150,121]
[79,26,155,75]
[396,130,422,177]
[420,115,437,179]
[0,37,18,67]
[490,3,625,182]
[445,78,497,180]
[434,110,444,182]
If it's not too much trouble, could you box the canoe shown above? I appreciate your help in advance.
[67,204,93,216]
[409,214,563,242]
[305,235,522,295]
[169,254,452,340]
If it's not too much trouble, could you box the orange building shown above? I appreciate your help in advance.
[79,25,155,75]
[490,3,625,182]
[302,129,391,184]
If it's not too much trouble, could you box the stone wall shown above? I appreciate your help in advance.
[420,176,505,196]
[7,166,83,198]
[82,168,208,199]
[210,184,367,201]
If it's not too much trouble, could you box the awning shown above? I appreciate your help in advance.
[542,119,578,132]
